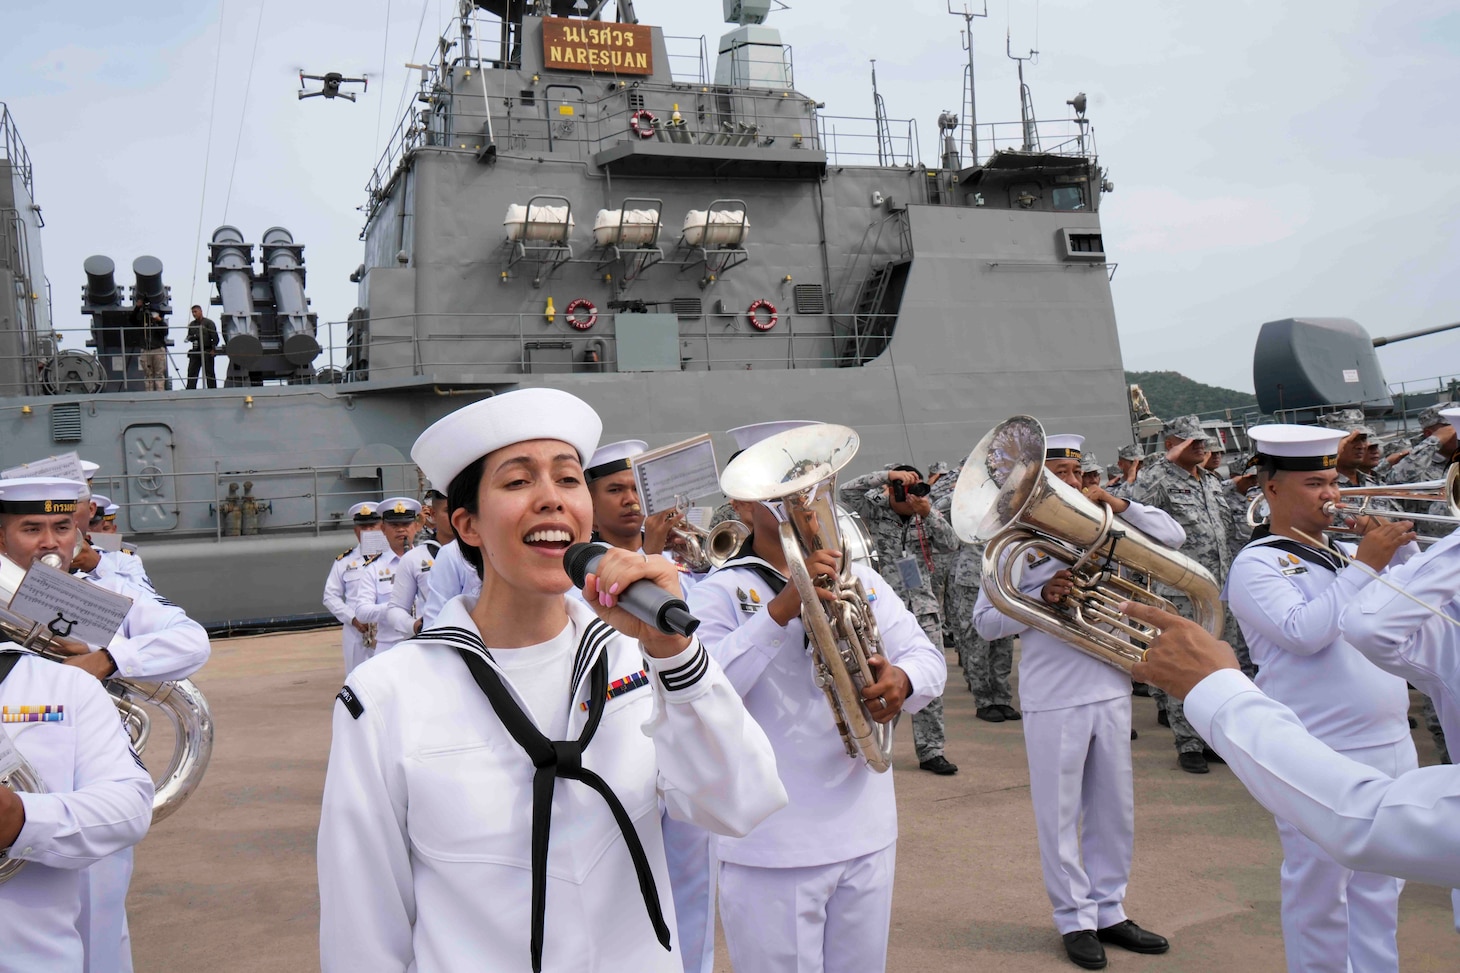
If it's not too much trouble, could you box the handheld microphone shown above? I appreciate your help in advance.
[563,542,700,637]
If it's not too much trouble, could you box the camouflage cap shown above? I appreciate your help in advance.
[1117,444,1143,462]
[1418,401,1458,430]
[1107,464,1123,479]
[1162,414,1209,445]
[1318,408,1375,437]
[927,460,953,477]
[1079,451,1101,474]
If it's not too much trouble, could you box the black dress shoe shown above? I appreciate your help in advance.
[919,755,959,775]
[996,704,1022,721]
[975,706,1006,723]
[1409,716,1418,728]
[1097,919,1170,954]
[1062,930,1107,969]
[1201,746,1226,764]
[1130,727,1138,740]
[1178,751,1209,774]
[1156,707,1170,727]
[1131,681,1152,697]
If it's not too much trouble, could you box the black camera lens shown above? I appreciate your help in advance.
[908,482,932,498]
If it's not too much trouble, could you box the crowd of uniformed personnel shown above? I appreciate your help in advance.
[3,396,1459,973]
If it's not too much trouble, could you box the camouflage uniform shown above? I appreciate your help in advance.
[839,469,959,762]
[1129,450,1247,755]
[932,466,1016,710]
[709,501,741,528]
[1387,435,1454,537]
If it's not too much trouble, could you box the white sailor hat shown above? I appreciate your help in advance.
[1045,434,1084,460]
[1439,407,1460,430]
[585,440,647,483]
[727,420,819,452]
[89,494,113,517]
[347,501,382,523]
[103,502,119,519]
[1247,424,1343,471]
[411,388,602,493]
[0,476,85,515]
[80,460,99,481]
[380,496,423,522]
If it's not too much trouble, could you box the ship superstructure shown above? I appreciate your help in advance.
[0,1,1132,628]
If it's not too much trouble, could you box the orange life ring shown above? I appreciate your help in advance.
[629,109,656,139]
[565,298,598,330]
[747,299,777,331]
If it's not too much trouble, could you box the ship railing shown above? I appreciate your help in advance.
[970,117,1096,163]
[0,103,33,196]
[663,34,710,84]
[818,115,921,168]
[81,462,429,541]
[321,309,904,379]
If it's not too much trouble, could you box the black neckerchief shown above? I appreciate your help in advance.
[0,651,20,684]
[717,533,789,595]
[441,622,670,972]
[425,540,441,558]
[1245,527,1345,574]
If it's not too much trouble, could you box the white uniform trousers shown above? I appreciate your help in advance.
[341,624,369,675]
[1022,696,1133,935]
[662,810,716,973]
[78,848,134,973]
[718,843,896,973]
[1275,737,1418,973]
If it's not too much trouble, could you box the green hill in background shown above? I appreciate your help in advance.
[1125,370,1257,419]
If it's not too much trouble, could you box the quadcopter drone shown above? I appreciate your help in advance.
[298,72,368,102]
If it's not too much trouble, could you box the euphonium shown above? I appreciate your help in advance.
[0,553,214,827]
[720,423,894,772]
[950,416,1222,670]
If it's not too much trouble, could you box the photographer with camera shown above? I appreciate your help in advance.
[185,305,220,389]
[840,464,960,774]
[129,299,170,391]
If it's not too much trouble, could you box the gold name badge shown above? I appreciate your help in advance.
[542,18,653,75]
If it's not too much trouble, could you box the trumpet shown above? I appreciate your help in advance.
[0,552,213,888]
[1246,466,1460,537]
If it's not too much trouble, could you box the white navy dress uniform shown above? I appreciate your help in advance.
[322,503,382,674]
[354,497,422,654]
[584,439,711,973]
[316,388,787,973]
[418,538,482,629]
[75,567,210,973]
[685,419,948,973]
[382,537,440,638]
[0,477,154,973]
[970,434,1187,938]
[1224,425,1418,973]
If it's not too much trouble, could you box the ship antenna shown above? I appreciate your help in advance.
[947,2,987,167]
[1005,27,1039,152]
[870,60,894,166]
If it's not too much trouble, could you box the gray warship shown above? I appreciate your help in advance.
[0,0,1131,630]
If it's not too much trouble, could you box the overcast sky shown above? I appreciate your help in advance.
[3,0,1457,393]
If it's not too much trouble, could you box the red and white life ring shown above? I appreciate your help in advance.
[629,109,656,139]
[747,299,778,331]
[564,298,598,330]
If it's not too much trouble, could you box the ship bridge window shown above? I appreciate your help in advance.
[1052,186,1086,211]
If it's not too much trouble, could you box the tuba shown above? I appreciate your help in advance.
[950,416,1221,670]
[720,424,894,772]
[0,555,213,838]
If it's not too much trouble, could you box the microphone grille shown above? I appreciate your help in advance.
[563,542,604,587]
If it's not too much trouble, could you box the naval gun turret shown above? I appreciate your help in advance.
[78,254,174,392]
[207,224,321,384]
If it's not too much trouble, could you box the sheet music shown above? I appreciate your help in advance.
[632,435,721,517]
[358,530,390,556]
[2,451,87,483]
[8,561,132,649]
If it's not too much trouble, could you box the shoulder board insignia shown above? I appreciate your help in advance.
[336,548,355,561]
[362,553,383,565]
[336,685,364,719]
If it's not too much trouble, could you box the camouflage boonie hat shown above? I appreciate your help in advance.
[1162,414,1210,445]
[1117,444,1143,462]
[1318,408,1375,437]
[1079,451,1101,474]
[1418,401,1458,429]
[927,461,953,478]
